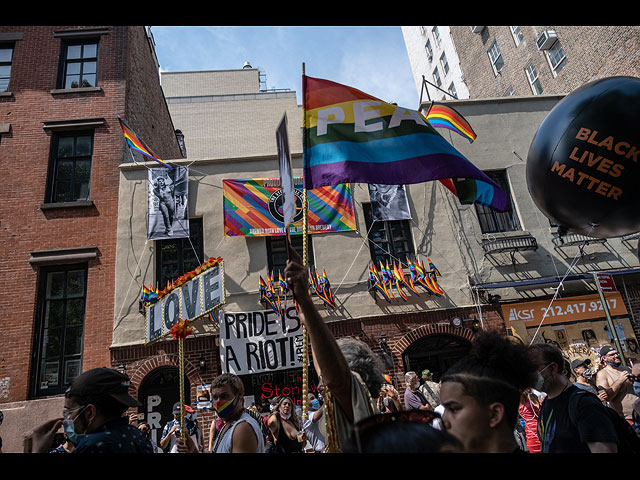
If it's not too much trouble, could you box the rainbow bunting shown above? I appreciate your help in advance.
[118,118,173,170]
[302,75,507,212]
[425,102,477,143]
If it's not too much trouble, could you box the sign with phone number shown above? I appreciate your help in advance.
[503,292,628,327]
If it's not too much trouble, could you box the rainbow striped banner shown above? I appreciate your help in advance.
[426,102,477,143]
[223,178,355,237]
[119,118,173,170]
[302,75,507,212]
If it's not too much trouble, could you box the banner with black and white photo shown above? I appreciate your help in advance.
[368,184,412,222]
[219,306,306,376]
[148,166,189,240]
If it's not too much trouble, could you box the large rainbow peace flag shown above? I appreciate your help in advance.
[223,178,356,237]
[302,75,508,212]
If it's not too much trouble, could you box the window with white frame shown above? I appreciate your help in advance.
[440,52,449,75]
[0,43,14,92]
[510,26,524,46]
[525,62,543,95]
[448,82,457,99]
[420,26,427,37]
[433,67,441,87]
[425,40,433,61]
[546,40,567,76]
[488,41,504,75]
[432,26,441,46]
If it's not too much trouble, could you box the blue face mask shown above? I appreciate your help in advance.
[62,405,88,446]
[311,399,320,410]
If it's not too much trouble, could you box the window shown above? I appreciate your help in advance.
[510,26,524,46]
[363,203,415,266]
[525,62,543,95]
[440,52,449,75]
[488,41,504,75]
[547,41,567,76]
[432,26,441,46]
[448,82,457,99]
[420,26,427,37]
[47,132,93,203]
[433,67,441,87]
[475,171,521,234]
[32,264,87,397]
[266,234,314,278]
[157,219,204,290]
[59,39,98,89]
[425,40,433,61]
[0,44,13,92]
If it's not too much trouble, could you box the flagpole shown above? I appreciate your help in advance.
[301,62,310,422]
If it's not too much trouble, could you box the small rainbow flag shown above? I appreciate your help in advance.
[118,118,173,170]
[382,374,393,384]
[425,102,477,143]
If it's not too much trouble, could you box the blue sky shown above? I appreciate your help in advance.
[150,26,420,110]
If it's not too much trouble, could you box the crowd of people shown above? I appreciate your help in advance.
[19,244,640,454]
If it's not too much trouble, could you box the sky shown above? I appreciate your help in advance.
[150,26,421,110]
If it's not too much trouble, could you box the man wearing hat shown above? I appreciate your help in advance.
[24,367,153,453]
[571,358,609,405]
[160,402,199,453]
[418,369,440,409]
[595,346,637,420]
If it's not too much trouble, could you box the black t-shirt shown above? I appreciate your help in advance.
[537,385,618,453]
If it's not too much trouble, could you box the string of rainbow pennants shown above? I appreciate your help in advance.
[259,267,336,316]
[368,257,444,303]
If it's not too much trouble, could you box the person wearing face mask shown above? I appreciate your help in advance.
[267,396,305,453]
[180,373,264,453]
[529,343,618,453]
[595,346,637,422]
[24,367,153,454]
[572,358,609,406]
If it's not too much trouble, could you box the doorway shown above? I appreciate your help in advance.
[138,366,190,450]
[402,334,472,382]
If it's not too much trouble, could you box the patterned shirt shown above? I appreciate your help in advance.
[73,417,154,454]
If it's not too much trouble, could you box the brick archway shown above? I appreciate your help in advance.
[127,354,205,405]
[390,323,475,357]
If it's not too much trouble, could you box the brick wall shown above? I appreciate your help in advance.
[450,26,640,99]
[0,26,179,403]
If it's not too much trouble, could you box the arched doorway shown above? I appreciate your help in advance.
[402,334,472,382]
[138,366,190,450]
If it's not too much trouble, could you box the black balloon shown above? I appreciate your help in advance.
[526,76,640,238]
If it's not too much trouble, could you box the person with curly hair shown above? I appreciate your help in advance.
[439,331,539,453]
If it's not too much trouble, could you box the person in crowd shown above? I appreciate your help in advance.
[383,385,402,413]
[439,331,538,453]
[572,358,610,406]
[303,379,326,453]
[24,367,153,453]
[160,402,190,453]
[284,243,380,451]
[404,371,432,410]
[529,343,618,453]
[419,369,440,408]
[208,410,223,453]
[138,423,161,453]
[596,346,637,421]
[49,432,74,453]
[267,396,304,453]
[180,373,264,453]
[518,389,541,453]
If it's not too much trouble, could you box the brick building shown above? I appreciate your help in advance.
[0,26,182,452]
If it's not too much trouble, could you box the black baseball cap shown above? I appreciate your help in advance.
[571,358,591,370]
[66,367,141,408]
[599,346,616,357]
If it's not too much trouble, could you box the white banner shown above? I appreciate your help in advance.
[219,306,305,375]
[145,262,224,343]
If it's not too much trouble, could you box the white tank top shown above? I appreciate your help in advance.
[213,412,265,453]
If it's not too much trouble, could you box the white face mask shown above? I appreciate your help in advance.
[534,364,552,391]
[581,368,595,379]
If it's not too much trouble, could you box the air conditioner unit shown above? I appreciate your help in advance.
[471,26,484,33]
[537,30,558,50]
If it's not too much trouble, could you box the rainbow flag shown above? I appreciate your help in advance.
[118,118,173,170]
[382,374,393,384]
[302,75,507,212]
[425,102,477,143]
